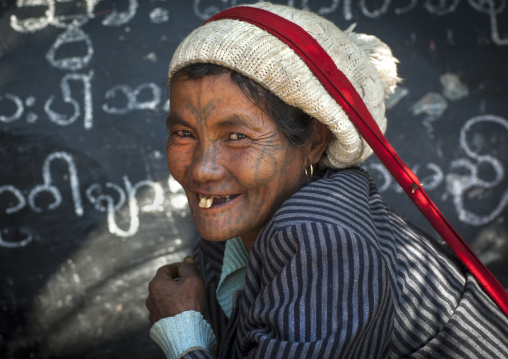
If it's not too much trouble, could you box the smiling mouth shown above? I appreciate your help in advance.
[198,194,239,209]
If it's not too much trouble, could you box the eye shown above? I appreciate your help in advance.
[228,133,247,141]
[175,130,193,138]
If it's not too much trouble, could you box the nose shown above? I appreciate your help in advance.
[189,142,225,183]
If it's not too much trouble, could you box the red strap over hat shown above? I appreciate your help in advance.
[205,6,508,317]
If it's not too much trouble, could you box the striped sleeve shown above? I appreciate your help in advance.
[232,220,394,358]
[191,238,228,343]
[180,349,215,359]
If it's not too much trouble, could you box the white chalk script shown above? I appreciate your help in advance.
[0,152,184,247]
[365,114,507,225]
[190,0,507,46]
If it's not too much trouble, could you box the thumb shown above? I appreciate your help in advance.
[178,256,199,278]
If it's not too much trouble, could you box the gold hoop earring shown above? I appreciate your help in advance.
[304,163,314,181]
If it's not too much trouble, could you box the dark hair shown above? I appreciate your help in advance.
[171,63,314,146]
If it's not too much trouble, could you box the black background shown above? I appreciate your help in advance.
[1,0,507,358]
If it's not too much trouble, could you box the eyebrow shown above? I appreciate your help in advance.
[215,114,264,132]
[166,112,265,132]
[166,113,188,129]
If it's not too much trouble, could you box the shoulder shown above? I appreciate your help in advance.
[270,167,380,237]
[296,167,372,201]
[251,168,385,266]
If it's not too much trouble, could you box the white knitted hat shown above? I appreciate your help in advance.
[168,2,400,168]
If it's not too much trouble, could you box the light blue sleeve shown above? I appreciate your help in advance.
[149,311,217,359]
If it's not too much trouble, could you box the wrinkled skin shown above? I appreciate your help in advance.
[146,73,331,322]
[146,257,206,324]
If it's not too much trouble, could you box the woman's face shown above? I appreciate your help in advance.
[166,74,309,249]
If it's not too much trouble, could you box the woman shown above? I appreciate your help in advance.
[146,2,508,358]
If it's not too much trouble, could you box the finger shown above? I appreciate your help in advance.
[155,262,181,279]
[146,297,155,324]
[178,256,199,278]
[149,313,156,325]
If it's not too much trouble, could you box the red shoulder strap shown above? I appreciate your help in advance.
[206,6,508,316]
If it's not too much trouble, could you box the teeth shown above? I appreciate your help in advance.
[199,196,213,208]
[198,194,233,208]
[198,195,215,209]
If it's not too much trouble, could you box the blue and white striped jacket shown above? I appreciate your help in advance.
[190,168,508,358]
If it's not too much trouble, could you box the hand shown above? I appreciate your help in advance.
[146,256,206,325]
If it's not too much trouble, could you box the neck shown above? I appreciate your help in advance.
[240,232,258,251]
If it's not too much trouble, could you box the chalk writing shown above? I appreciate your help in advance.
[0,80,163,129]
[424,0,460,15]
[10,0,139,33]
[188,0,506,45]
[0,77,168,129]
[25,96,38,123]
[192,0,224,20]
[44,71,94,128]
[1,0,506,248]
[25,96,35,107]
[447,114,508,225]
[394,0,418,15]
[11,0,91,33]
[368,114,508,225]
[0,93,23,123]
[359,0,392,18]
[359,0,507,46]
[468,0,508,45]
[0,185,26,214]
[301,0,340,15]
[28,151,84,216]
[106,176,164,237]
[149,7,170,24]
[10,0,507,46]
[86,183,126,212]
[10,0,57,33]
[86,176,165,237]
[418,163,444,191]
[98,0,139,27]
[0,232,33,248]
[46,26,94,71]
[102,82,161,115]
[193,0,342,18]
[2,109,507,249]
[365,160,444,194]
[0,151,177,244]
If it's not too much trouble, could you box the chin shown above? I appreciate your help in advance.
[196,230,233,242]
[191,218,237,242]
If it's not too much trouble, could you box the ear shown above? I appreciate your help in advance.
[306,120,332,165]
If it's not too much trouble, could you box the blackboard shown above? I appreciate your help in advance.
[1,1,507,358]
